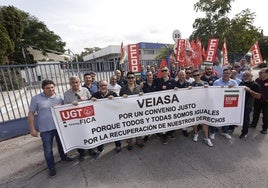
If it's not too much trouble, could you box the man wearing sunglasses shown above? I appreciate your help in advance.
[119,71,144,151]
[154,67,176,144]
[190,70,213,147]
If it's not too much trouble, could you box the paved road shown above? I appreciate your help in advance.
[0,123,268,188]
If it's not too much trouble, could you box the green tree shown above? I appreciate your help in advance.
[226,9,261,52]
[22,16,66,52]
[11,15,66,64]
[0,23,14,64]
[0,6,26,64]
[191,0,263,54]
[0,6,66,64]
[78,47,102,61]
[191,0,234,48]
[258,35,268,61]
[0,6,26,43]
[155,45,173,61]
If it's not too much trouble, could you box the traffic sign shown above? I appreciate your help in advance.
[172,30,181,42]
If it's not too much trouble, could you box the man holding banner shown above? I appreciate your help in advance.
[211,68,238,140]
[119,71,144,151]
[154,66,176,144]
[238,71,261,138]
[91,80,122,153]
[28,80,73,177]
[64,76,92,161]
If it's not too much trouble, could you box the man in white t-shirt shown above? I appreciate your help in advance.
[108,75,121,96]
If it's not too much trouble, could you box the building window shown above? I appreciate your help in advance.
[143,50,155,55]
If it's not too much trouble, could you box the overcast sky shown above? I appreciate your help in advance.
[1,0,267,54]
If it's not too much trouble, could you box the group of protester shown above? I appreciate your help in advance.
[28,58,268,177]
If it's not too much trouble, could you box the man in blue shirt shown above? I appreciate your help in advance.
[210,68,238,140]
[28,80,73,177]
[83,73,98,95]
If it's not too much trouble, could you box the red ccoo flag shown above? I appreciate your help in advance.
[204,39,219,62]
[222,38,229,66]
[175,39,187,67]
[246,41,263,67]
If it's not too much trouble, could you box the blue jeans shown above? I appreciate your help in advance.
[40,129,67,169]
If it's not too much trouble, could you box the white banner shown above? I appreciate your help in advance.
[52,87,245,153]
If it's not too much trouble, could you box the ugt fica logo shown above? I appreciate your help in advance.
[60,105,95,121]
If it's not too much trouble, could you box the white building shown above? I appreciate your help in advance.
[82,42,169,72]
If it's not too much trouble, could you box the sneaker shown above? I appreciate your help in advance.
[239,133,248,139]
[203,138,213,147]
[127,145,133,151]
[169,134,176,140]
[49,168,56,177]
[161,136,168,144]
[115,146,121,153]
[260,130,267,134]
[182,130,189,137]
[209,133,215,140]
[221,133,232,139]
[193,134,198,142]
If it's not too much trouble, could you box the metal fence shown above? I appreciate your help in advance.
[0,61,118,123]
